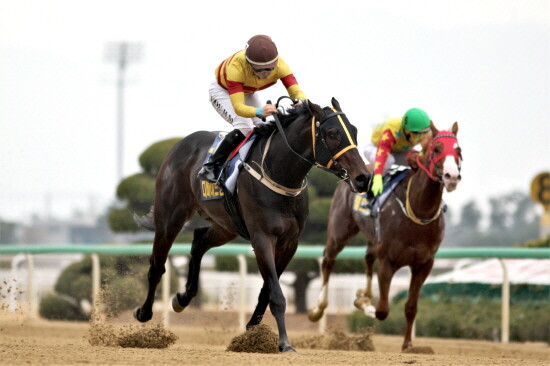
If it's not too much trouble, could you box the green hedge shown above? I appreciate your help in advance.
[393,283,550,305]
[39,293,88,321]
[40,254,178,321]
[348,298,550,343]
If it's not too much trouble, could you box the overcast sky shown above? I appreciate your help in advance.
[0,0,548,223]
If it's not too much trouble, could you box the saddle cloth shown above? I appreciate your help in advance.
[199,133,256,201]
[353,165,410,217]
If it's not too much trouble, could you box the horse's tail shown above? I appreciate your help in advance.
[133,208,155,232]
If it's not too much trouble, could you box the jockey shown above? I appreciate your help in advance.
[198,34,308,183]
[364,108,431,197]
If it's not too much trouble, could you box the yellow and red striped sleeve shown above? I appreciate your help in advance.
[373,130,396,175]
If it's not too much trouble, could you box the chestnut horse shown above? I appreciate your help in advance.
[308,122,462,351]
[133,98,371,352]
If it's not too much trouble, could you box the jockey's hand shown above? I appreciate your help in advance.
[261,104,277,117]
[371,174,383,196]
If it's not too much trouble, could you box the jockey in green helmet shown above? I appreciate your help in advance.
[363,108,431,197]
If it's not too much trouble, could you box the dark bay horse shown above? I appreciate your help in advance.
[308,122,462,351]
[133,98,370,352]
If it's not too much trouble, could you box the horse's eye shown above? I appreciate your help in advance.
[325,128,341,149]
[433,144,443,155]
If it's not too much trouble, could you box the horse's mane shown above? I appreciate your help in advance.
[253,104,311,136]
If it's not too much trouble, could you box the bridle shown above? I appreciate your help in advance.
[414,131,462,182]
[398,130,462,225]
[242,97,359,196]
[271,97,357,182]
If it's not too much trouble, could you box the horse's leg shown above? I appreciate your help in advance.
[402,259,434,351]
[375,258,396,321]
[134,212,185,323]
[246,284,270,329]
[365,244,376,299]
[308,202,359,322]
[353,241,376,317]
[252,234,295,352]
[247,236,300,329]
[173,225,236,312]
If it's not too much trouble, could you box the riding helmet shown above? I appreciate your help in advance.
[245,35,278,68]
[402,108,431,133]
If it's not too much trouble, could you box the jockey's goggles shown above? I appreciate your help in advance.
[410,127,431,135]
[251,66,274,73]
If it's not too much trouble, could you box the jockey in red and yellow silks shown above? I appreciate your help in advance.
[215,50,306,119]
[363,108,431,196]
[199,34,308,183]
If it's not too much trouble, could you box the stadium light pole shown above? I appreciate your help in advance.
[104,42,143,183]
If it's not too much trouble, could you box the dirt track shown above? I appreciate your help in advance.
[1,309,548,366]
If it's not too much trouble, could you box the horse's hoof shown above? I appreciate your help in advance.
[172,294,186,313]
[307,308,323,322]
[133,307,152,323]
[363,305,376,318]
[280,345,297,353]
[353,296,371,310]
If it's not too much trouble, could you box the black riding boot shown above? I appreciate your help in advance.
[198,129,245,183]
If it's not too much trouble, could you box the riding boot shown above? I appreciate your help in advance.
[198,129,246,183]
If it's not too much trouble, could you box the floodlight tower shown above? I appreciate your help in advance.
[104,42,143,183]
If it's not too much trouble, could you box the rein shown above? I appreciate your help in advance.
[415,132,461,182]
[396,131,460,225]
[271,97,351,180]
[393,174,444,225]
[244,97,356,196]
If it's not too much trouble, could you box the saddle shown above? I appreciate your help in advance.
[354,165,410,217]
[199,132,259,240]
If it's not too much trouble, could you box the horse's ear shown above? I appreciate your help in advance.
[307,100,326,121]
[451,121,459,135]
[430,120,438,135]
[331,97,342,112]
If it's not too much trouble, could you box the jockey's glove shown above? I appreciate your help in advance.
[371,174,383,196]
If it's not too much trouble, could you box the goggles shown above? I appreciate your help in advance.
[251,66,274,73]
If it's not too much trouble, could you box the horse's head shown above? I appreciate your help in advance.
[408,121,462,192]
[306,98,370,192]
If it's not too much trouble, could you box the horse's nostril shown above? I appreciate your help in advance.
[444,173,451,179]
[355,174,368,185]
[353,174,370,192]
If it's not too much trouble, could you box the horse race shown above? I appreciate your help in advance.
[1,2,549,366]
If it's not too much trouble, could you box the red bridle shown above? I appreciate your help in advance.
[414,131,461,182]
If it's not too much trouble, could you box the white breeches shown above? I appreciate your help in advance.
[209,81,264,135]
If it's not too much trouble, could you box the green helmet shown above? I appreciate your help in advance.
[402,108,430,133]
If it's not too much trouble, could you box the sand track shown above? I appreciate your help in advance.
[1,309,548,366]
